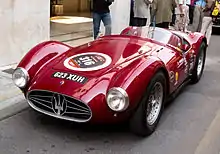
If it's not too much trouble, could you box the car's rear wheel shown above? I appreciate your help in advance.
[190,41,206,84]
[129,71,166,137]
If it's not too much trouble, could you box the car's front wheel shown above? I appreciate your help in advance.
[129,71,166,137]
[190,41,206,84]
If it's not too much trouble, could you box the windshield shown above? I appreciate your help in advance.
[121,26,172,45]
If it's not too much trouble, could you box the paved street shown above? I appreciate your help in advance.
[0,33,220,154]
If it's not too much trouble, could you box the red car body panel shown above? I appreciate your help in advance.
[17,27,206,123]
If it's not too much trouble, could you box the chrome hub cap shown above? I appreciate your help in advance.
[146,82,163,125]
[197,50,204,77]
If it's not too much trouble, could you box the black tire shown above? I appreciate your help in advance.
[190,41,206,84]
[129,71,166,137]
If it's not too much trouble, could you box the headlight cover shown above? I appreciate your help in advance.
[12,67,29,88]
[106,87,129,112]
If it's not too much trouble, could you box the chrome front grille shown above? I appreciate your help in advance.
[27,90,92,122]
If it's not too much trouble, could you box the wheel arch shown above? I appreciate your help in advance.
[155,67,170,98]
[16,41,72,83]
[109,58,170,111]
[194,35,208,54]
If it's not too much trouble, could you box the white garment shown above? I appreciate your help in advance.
[133,0,152,26]
[174,2,190,29]
[200,16,213,45]
[185,0,191,5]
[133,0,151,18]
[175,0,187,14]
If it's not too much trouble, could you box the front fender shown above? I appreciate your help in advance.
[17,41,72,88]
[108,56,166,110]
[188,32,207,55]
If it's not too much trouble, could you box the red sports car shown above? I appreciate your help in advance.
[12,26,207,136]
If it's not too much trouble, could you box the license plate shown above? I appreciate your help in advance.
[52,71,88,84]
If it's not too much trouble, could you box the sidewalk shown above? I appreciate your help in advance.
[0,68,27,120]
[0,36,93,120]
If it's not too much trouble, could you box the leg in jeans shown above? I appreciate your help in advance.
[101,13,112,36]
[93,12,102,39]
[201,16,212,45]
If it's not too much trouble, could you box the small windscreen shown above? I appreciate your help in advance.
[121,26,172,45]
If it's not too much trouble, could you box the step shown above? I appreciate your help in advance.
[50,30,93,42]
[50,19,93,42]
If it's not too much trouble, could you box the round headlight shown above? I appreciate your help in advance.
[106,87,129,112]
[12,67,29,88]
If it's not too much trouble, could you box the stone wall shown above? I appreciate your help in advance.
[0,0,50,67]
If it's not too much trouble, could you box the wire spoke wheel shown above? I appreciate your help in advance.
[146,82,163,126]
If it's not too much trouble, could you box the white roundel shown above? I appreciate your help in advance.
[64,52,112,71]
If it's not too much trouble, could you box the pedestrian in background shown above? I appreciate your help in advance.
[174,0,190,31]
[171,7,176,26]
[130,0,135,26]
[188,0,196,24]
[133,0,152,27]
[92,0,114,39]
[188,0,204,32]
[200,0,215,45]
[151,0,177,28]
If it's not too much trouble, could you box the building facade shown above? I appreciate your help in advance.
[0,0,50,67]
[0,0,130,67]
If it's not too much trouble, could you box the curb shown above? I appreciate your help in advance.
[0,69,29,121]
[0,94,29,121]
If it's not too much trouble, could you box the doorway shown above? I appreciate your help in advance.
[50,0,93,44]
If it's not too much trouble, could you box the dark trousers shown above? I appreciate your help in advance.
[188,5,195,24]
[129,7,135,26]
[133,17,147,27]
[156,22,169,28]
[171,9,176,26]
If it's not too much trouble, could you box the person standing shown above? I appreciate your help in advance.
[174,0,190,31]
[151,0,177,28]
[133,0,152,27]
[187,0,204,32]
[200,0,215,45]
[92,0,114,39]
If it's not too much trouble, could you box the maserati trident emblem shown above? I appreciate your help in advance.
[51,94,67,116]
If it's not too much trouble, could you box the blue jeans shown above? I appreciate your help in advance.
[93,12,112,39]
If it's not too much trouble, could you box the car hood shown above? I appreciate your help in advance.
[52,36,156,77]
